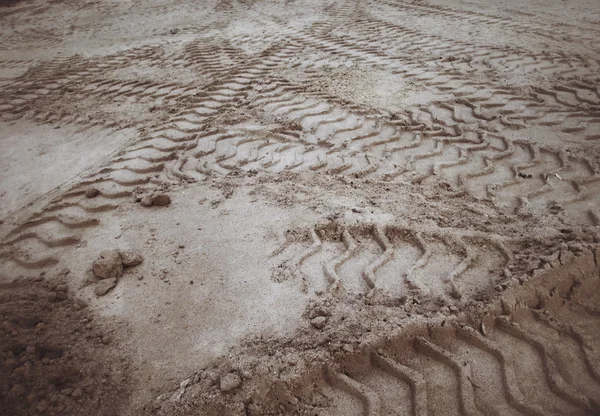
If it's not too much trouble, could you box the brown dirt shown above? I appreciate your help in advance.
[1,0,600,414]
[0,273,132,416]
[0,0,24,7]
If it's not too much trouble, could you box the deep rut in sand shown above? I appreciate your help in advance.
[272,222,513,299]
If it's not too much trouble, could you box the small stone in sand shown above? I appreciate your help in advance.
[85,187,99,198]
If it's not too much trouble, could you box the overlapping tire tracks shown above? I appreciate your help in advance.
[1,0,599,287]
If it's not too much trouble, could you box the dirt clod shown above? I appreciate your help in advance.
[92,250,124,280]
[119,250,143,267]
[152,194,171,206]
[310,316,327,329]
[95,278,117,296]
[219,373,242,392]
[85,187,99,198]
[140,195,154,207]
[139,193,171,207]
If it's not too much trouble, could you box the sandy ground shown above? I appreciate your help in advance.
[1,0,600,414]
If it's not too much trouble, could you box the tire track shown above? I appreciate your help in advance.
[287,28,600,137]
[0,42,306,271]
[319,252,600,416]
[3,3,599,273]
[337,15,600,82]
[0,45,166,129]
[187,72,600,224]
[0,27,63,51]
[161,72,600,225]
[373,0,600,53]
[273,223,513,299]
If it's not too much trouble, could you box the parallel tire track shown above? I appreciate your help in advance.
[3,1,599,273]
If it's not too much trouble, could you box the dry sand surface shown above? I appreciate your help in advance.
[1,0,600,414]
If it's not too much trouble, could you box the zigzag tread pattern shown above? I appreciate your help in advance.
[319,255,600,416]
[0,42,307,270]
[272,223,514,299]
[3,3,600,271]
[172,80,600,226]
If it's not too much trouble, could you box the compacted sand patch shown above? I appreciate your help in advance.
[0,121,133,222]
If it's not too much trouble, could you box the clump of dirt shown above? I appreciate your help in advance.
[133,188,172,207]
[90,249,143,296]
[0,276,132,416]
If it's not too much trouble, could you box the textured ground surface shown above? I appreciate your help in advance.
[1,0,600,414]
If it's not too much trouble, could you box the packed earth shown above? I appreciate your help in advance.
[1,0,600,414]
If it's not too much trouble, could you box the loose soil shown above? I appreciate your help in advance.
[0,274,132,416]
[1,0,599,414]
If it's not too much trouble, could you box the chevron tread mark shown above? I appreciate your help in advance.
[318,254,600,415]
[331,16,600,81]
[180,85,600,225]
[0,47,316,271]
[273,223,513,299]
